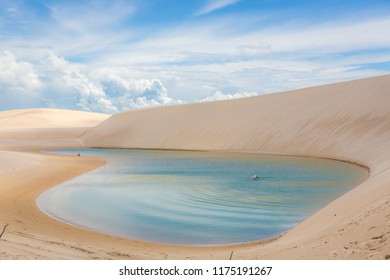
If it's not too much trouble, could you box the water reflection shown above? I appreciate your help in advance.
[37,149,366,245]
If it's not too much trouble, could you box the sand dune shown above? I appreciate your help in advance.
[82,75,390,175]
[0,108,109,149]
[1,75,390,259]
[82,74,390,259]
[0,108,109,128]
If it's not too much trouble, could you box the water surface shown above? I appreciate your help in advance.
[37,149,366,245]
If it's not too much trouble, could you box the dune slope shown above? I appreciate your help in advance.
[83,75,390,175]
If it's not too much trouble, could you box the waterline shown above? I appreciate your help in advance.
[37,149,367,245]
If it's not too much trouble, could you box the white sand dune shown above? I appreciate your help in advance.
[0,108,109,128]
[82,75,390,175]
[0,108,109,149]
[1,75,390,259]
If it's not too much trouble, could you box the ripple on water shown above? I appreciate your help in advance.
[37,149,367,245]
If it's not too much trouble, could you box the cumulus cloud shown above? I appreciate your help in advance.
[0,51,40,94]
[35,52,116,113]
[0,50,258,112]
[99,75,169,102]
[0,51,42,108]
[41,53,183,112]
[1,49,386,114]
[199,90,258,102]
[0,51,182,113]
[92,69,182,110]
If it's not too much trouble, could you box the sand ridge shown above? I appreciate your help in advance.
[1,75,390,259]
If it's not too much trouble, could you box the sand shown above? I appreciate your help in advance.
[1,76,390,259]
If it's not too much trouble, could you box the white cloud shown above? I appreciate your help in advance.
[0,0,136,63]
[39,53,183,112]
[36,52,116,113]
[132,16,390,61]
[1,2,389,113]
[257,17,390,53]
[199,90,258,102]
[106,14,389,99]
[0,51,40,92]
[0,3,385,115]
[1,49,387,113]
[0,50,41,103]
[0,51,183,113]
[94,70,182,110]
[195,0,240,16]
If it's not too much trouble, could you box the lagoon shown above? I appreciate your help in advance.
[37,149,366,245]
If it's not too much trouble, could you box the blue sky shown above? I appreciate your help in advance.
[1,0,390,113]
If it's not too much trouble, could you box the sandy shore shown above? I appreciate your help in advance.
[1,75,390,259]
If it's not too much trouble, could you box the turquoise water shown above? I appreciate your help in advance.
[37,149,366,245]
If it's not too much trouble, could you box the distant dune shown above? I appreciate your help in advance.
[0,108,109,149]
[1,75,390,259]
[0,108,109,128]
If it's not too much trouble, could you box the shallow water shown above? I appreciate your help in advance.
[37,149,366,245]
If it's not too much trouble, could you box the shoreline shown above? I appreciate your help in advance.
[1,146,369,259]
[35,147,370,249]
